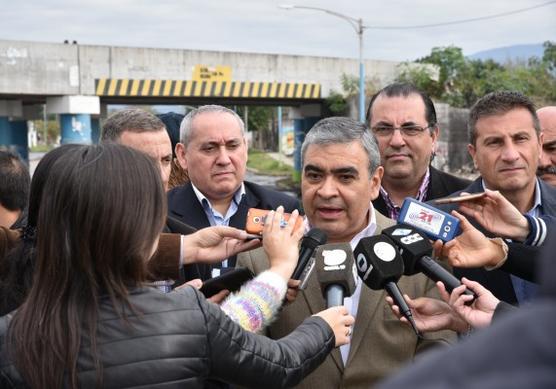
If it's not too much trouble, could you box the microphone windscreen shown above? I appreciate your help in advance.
[303,228,328,249]
[291,228,328,280]
[382,224,433,275]
[354,235,404,290]
[315,243,357,298]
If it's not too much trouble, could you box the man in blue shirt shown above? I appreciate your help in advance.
[168,105,299,280]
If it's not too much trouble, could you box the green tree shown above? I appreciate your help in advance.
[325,91,348,115]
[543,40,556,71]
[396,42,556,108]
[32,118,60,145]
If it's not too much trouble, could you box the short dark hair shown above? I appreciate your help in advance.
[101,108,166,142]
[157,112,184,158]
[0,150,30,212]
[468,91,540,145]
[366,82,437,132]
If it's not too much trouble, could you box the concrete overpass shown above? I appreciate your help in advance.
[0,39,431,158]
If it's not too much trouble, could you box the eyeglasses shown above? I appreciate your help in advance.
[371,124,434,138]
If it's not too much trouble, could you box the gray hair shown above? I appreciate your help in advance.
[301,117,381,176]
[101,108,165,142]
[179,105,245,146]
[468,91,540,145]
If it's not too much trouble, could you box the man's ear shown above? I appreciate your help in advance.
[538,132,544,163]
[175,143,188,170]
[430,125,439,156]
[369,166,384,200]
[243,137,249,160]
[467,143,478,169]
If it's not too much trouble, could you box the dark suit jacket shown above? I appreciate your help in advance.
[504,242,540,282]
[237,212,456,388]
[378,231,556,389]
[373,166,471,216]
[167,181,299,280]
[433,177,556,305]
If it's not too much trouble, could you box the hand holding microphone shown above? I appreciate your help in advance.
[386,278,500,334]
[382,224,476,300]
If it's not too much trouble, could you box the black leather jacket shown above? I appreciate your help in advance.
[0,286,334,388]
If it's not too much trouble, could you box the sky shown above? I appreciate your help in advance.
[1,0,555,62]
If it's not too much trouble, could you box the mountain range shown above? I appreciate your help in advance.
[468,43,545,63]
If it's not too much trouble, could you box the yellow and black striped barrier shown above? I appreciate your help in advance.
[95,79,321,99]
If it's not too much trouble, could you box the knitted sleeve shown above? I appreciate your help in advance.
[220,271,287,333]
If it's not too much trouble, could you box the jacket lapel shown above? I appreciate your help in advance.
[539,179,556,215]
[230,184,259,229]
[346,212,394,365]
[345,286,384,366]
[168,183,211,230]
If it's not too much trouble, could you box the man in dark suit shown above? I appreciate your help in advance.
[435,91,556,305]
[238,117,455,388]
[366,83,470,218]
[101,108,199,281]
[169,105,299,280]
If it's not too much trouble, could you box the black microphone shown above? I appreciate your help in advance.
[314,243,357,308]
[291,228,328,280]
[354,235,420,335]
[382,224,475,299]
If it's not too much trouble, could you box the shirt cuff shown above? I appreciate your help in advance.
[484,238,509,271]
[524,214,547,247]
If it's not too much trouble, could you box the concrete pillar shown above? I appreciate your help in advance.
[46,95,100,144]
[0,101,28,163]
[0,117,11,144]
[7,120,29,163]
[289,104,322,183]
[292,118,305,182]
[59,114,92,144]
[91,117,100,144]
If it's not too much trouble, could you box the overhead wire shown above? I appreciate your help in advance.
[363,0,556,29]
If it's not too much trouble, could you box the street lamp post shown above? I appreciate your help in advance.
[279,4,367,123]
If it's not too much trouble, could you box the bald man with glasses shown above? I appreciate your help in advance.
[366,83,471,219]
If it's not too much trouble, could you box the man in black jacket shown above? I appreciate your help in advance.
[101,109,199,282]
[366,83,470,219]
[434,91,556,305]
[169,105,299,281]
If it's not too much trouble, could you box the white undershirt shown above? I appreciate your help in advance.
[340,205,377,365]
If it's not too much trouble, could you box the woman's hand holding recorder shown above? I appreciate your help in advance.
[262,206,305,281]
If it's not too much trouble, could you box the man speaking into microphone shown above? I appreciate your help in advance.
[238,117,455,388]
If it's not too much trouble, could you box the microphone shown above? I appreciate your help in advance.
[291,228,327,282]
[314,243,357,308]
[382,224,475,299]
[354,235,420,335]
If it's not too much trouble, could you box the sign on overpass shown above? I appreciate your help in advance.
[94,78,321,100]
